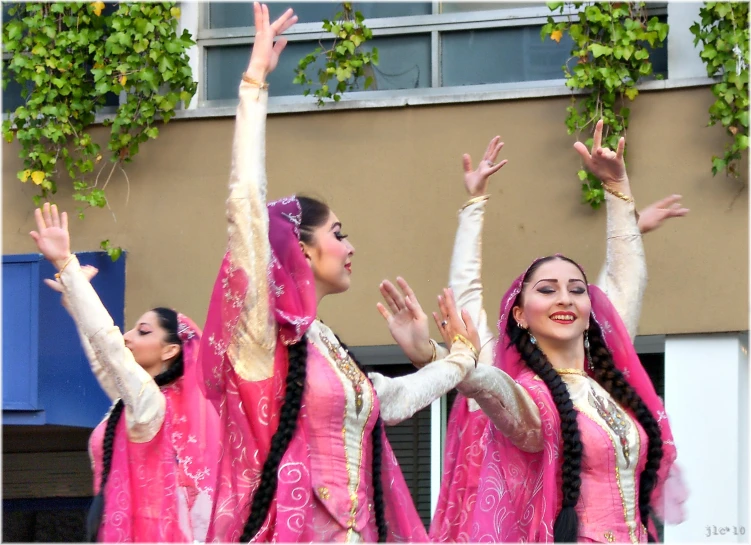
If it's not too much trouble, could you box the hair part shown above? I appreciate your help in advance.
[297,195,331,246]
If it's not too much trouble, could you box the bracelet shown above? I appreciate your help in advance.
[459,194,490,212]
[452,334,479,362]
[241,72,269,90]
[410,339,437,367]
[602,184,634,203]
[54,255,76,279]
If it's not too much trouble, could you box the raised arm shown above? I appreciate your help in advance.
[445,137,508,363]
[595,194,689,339]
[224,5,297,382]
[44,269,121,403]
[574,120,646,341]
[30,204,165,443]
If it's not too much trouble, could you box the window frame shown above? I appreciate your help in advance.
[192,1,675,110]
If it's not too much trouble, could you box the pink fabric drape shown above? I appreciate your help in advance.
[431,262,687,542]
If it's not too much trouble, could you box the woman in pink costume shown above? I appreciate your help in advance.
[199,4,481,542]
[29,203,219,542]
[382,125,688,543]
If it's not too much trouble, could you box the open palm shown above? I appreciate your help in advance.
[29,203,71,266]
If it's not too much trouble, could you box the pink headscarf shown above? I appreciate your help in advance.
[431,258,687,542]
[202,196,427,542]
[93,314,220,542]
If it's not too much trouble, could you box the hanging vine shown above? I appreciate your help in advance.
[293,2,378,106]
[541,1,669,208]
[2,2,196,260]
[690,2,749,179]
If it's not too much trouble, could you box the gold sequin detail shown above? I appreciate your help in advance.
[604,531,615,542]
[318,487,330,500]
[318,330,366,416]
[588,387,633,468]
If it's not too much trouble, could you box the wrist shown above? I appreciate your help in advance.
[460,194,490,212]
[245,64,267,82]
[53,254,73,271]
[410,340,436,367]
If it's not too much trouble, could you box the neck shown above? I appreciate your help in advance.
[535,338,586,371]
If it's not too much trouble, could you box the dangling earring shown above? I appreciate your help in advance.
[519,321,537,345]
[584,330,593,371]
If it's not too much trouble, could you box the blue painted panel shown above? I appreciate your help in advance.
[2,255,40,411]
[2,252,126,428]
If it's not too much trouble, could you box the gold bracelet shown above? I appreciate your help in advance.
[241,72,269,90]
[410,339,437,367]
[459,194,490,212]
[452,334,478,362]
[602,184,634,203]
[54,255,76,279]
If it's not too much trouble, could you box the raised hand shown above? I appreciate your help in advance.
[377,277,432,364]
[573,119,630,194]
[29,203,71,269]
[638,194,690,235]
[246,3,298,80]
[432,288,480,354]
[463,135,508,197]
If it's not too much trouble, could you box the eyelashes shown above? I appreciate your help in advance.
[335,232,348,241]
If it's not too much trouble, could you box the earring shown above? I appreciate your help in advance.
[529,332,537,345]
[584,330,594,371]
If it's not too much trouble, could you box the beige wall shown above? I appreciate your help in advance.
[3,86,748,345]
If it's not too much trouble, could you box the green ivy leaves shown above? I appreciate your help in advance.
[690,2,749,177]
[541,2,668,208]
[2,2,196,260]
[293,3,378,105]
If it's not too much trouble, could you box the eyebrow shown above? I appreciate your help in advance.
[533,278,587,287]
[330,222,342,231]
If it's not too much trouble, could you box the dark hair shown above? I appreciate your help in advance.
[86,307,185,542]
[240,329,388,542]
[508,256,663,542]
[297,195,331,246]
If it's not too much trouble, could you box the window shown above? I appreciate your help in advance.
[195,2,668,104]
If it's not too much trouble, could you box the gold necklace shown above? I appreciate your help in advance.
[316,325,365,416]
[555,368,589,377]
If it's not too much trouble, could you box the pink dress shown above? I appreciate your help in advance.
[429,195,686,543]
[199,80,477,543]
[57,262,217,542]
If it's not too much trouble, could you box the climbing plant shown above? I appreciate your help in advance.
[2,2,196,259]
[541,1,669,208]
[690,1,749,178]
[293,2,378,106]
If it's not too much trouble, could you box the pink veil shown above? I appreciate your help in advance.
[95,314,219,542]
[432,261,687,543]
[201,196,427,542]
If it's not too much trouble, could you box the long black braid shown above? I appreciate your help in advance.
[240,339,308,542]
[508,322,582,542]
[588,320,663,542]
[509,255,664,541]
[86,307,185,542]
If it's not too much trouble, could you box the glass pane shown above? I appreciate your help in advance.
[442,26,574,86]
[2,73,29,114]
[440,2,546,13]
[208,2,431,29]
[363,34,431,91]
[206,34,431,100]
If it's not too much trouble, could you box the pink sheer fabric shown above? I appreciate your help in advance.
[202,197,428,542]
[431,261,687,542]
[91,315,219,542]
